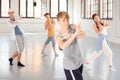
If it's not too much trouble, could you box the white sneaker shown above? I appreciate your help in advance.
[55,53,59,57]
[41,52,46,57]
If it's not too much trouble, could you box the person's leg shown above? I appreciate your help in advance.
[102,39,115,70]
[64,69,73,80]
[16,35,25,67]
[72,66,83,80]
[86,50,102,64]
[86,35,103,64]
[79,64,83,73]
[51,37,58,56]
[12,51,19,58]
[9,51,19,65]
[41,37,50,55]
[9,40,19,65]
[17,53,21,62]
[41,45,47,53]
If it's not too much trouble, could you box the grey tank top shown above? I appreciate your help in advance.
[57,24,83,70]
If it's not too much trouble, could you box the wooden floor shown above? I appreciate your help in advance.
[0,33,120,80]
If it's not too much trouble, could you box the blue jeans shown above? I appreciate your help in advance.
[96,34,110,52]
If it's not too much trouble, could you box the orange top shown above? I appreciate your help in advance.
[46,19,55,37]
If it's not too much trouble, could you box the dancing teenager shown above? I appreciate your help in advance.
[8,9,25,67]
[86,13,115,71]
[56,11,86,80]
[41,13,58,57]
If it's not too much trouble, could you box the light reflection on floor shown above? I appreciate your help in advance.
[0,33,120,80]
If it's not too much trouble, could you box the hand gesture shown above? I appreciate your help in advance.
[18,15,22,20]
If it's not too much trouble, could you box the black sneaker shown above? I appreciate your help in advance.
[17,62,25,67]
[9,58,13,65]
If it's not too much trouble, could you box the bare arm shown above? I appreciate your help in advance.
[9,15,22,24]
[93,24,102,34]
[77,30,86,38]
[76,23,86,38]
[101,21,110,28]
[45,19,55,30]
[72,23,86,38]
[57,26,79,50]
[9,21,19,24]
[49,19,55,26]
[45,21,49,30]
[57,34,77,50]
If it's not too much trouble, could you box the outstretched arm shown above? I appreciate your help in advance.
[9,15,22,24]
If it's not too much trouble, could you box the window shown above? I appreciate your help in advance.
[0,0,10,17]
[27,0,34,17]
[85,0,99,19]
[19,0,46,18]
[108,0,112,18]
[59,0,67,12]
[81,0,113,19]
[50,0,68,18]
[41,0,47,17]
[19,0,26,17]
[19,0,33,18]
[91,0,99,18]
[81,0,85,18]
[86,0,91,18]
[34,0,41,18]
[50,0,59,18]
[101,0,112,19]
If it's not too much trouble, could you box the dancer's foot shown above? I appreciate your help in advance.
[109,65,115,71]
[55,53,58,57]
[9,58,13,65]
[84,63,92,70]
[41,52,46,57]
[17,62,25,67]
[85,61,90,64]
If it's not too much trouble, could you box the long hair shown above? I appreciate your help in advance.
[92,13,103,30]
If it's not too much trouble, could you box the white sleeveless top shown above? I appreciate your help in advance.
[101,28,108,35]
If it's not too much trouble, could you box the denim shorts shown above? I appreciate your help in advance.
[44,37,55,47]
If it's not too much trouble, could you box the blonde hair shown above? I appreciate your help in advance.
[57,11,70,21]
[8,9,14,14]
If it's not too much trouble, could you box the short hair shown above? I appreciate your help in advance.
[44,13,50,16]
[8,9,14,14]
[57,11,70,21]
[92,13,98,19]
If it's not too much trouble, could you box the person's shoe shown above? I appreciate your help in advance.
[109,66,115,71]
[41,54,46,57]
[9,58,13,65]
[84,63,92,71]
[17,62,25,67]
[55,53,58,57]
[86,61,90,64]
[41,52,46,57]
